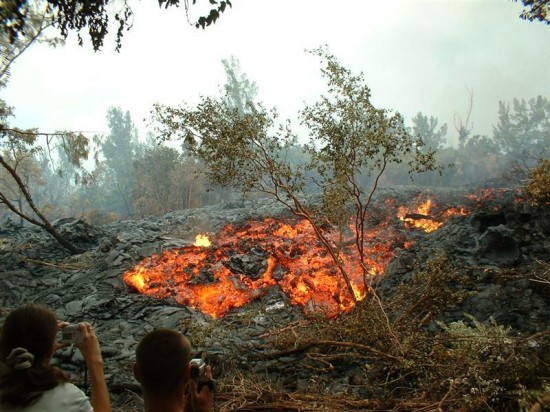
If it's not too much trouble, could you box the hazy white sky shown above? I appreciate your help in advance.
[3,0,550,145]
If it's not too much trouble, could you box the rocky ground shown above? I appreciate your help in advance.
[0,186,549,411]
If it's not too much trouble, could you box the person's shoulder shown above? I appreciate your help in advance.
[42,382,93,411]
[39,382,79,397]
[0,383,92,412]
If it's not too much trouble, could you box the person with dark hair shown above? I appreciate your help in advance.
[134,329,213,412]
[0,304,111,412]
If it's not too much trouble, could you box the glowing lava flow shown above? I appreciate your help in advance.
[123,198,469,319]
[123,217,402,318]
[397,198,468,233]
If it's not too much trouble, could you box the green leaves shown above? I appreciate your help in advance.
[412,112,447,151]
[3,1,231,52]
[493,95,550,178]
[222,56,258,115]
[159,0,180,8]
[516,0,550,24]
[195,0,232,29]
[301,47,439,219]
[153,49,443,300]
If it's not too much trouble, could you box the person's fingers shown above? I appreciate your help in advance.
[188,377,198,394]
[79,322,88,336]
[57,320,70,329]
[79,322,96,338]
[183,390,192,412]
[204,365,213,380]
[75,322,103,367]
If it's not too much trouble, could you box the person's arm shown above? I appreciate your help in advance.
[185,365,214,412]
[77,323,112,412]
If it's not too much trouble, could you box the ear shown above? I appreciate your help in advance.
[133,363,141,383]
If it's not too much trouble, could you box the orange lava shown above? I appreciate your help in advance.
[123,197,470,318]
[465,188,509,203]
[397,198,468,233]
[123,217,402,318]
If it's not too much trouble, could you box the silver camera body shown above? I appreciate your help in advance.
[189,358,206,379]
[60,324,83,344]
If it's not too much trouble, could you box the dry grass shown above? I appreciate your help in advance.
[236,253,550,411]
[525,159,550,206]
[215,370,404,411]
[530,259,550,286]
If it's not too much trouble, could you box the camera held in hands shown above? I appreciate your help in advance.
[60,324,83,344]
[189,358,206,380]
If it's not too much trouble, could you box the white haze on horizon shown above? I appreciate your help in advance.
[2,0,549,146]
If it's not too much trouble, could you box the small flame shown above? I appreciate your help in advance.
[398,199,442,233]
[194,234,211,247]
[128,269,146,291]
[442,206,469,218]
[398,198,469,233]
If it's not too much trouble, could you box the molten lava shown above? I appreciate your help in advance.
[123,216,402,318]
[397,198,468,233]
[123,196,470,319]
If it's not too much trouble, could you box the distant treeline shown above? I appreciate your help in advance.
[1,95,548,226]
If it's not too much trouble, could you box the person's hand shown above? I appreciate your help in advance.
[57,320,70,329]
[75,322,103,367]
[75,323,111,412]
[54,320,71,351]
[184,365,214,412]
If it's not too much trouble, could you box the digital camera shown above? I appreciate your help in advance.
[60,324,83,344]
[189,358,206,379]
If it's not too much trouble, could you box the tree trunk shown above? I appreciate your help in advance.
[0,154,84,255]
[40,219,83,255]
